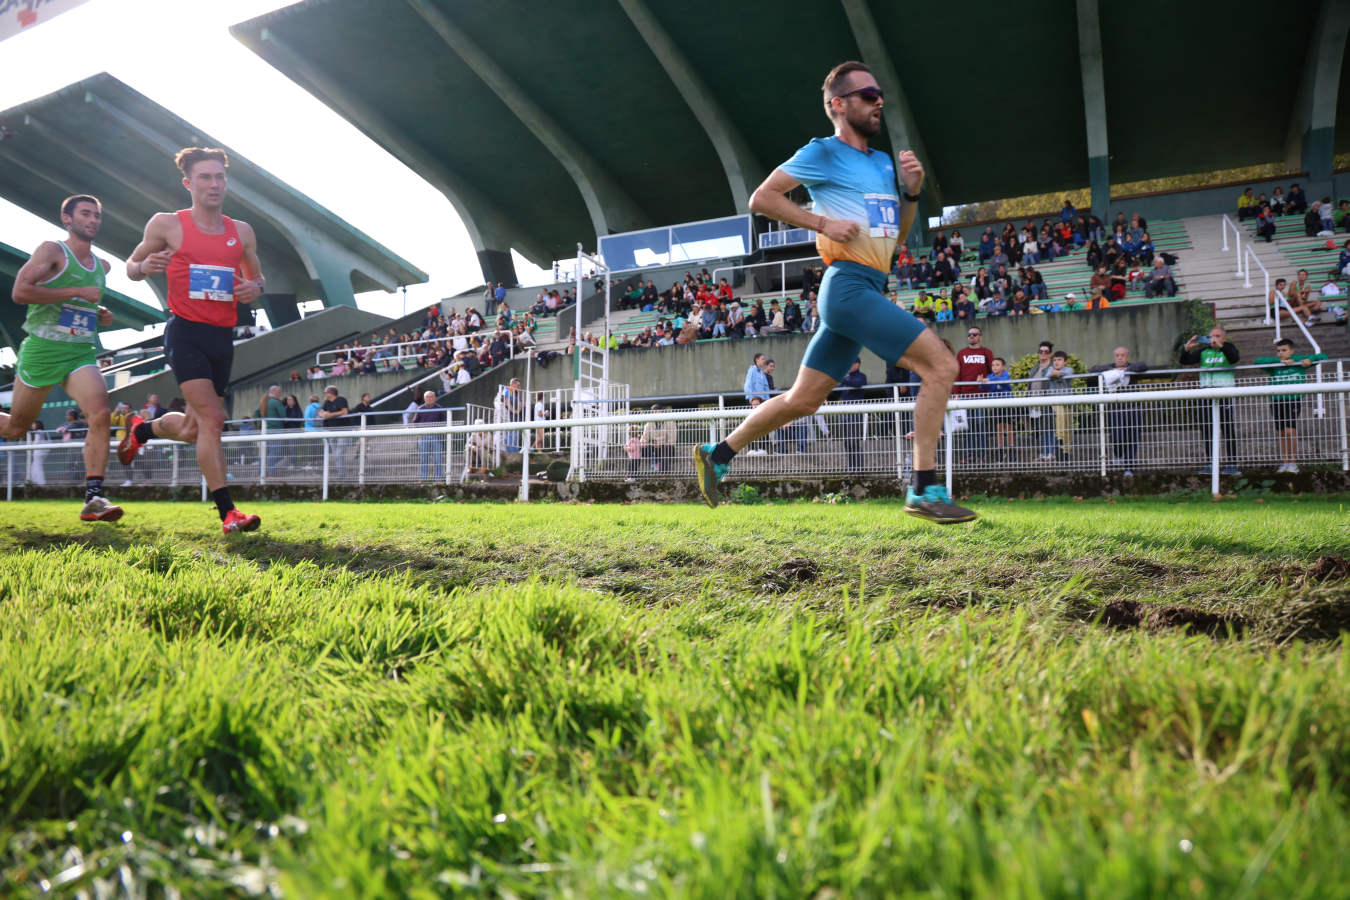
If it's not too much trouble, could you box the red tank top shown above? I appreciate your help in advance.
[166,209,244,327]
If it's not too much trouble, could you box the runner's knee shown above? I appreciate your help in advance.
[85,406,110,431]
[0,413,32,440]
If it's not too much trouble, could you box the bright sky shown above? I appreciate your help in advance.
[0,0,555,364]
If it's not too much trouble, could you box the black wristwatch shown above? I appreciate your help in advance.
[902,191,921,203]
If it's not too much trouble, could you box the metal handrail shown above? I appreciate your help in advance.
[712,255,823,297]
[1242,243,1272,324]
[1220,214,1241,263]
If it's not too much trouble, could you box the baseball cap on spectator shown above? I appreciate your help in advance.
[1065,292,1075,299]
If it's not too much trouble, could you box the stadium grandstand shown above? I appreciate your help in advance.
[2,0,1349,498]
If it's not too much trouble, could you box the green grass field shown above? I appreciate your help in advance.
[3,497,1349,898]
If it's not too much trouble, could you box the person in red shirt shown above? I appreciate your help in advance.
[955,325,994,463]
[119,147,266,534]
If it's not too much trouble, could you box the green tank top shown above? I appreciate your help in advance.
[24,241,105,344]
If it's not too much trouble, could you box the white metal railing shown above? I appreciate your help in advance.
[1243,243,1273,325]
[711,255,823,300]
[759,227,814,250]
[6,378,1348,502]
[1220,213,1241,260]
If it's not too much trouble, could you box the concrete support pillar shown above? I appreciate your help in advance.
[1076,0,1110,223]
[1286,0,1350,200]
[258,293,301,327]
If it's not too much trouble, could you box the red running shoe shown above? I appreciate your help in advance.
[222,508,262,534]
[79,496,124,522]
[117,414,147,465]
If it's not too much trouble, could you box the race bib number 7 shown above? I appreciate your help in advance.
[864,193,901,238]
[188,264,236,301]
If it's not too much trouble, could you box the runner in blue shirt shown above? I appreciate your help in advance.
[695,60,973,522]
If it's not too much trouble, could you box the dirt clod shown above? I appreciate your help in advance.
[1306,555,1350,583]
[757,557,821,593]
[1096,600,1246,637]
[1098,599,1144,629]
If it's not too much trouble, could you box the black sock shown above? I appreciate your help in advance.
[211,487,235,520]
[84,476,104,502]
[710,440,737,465]
[914,469,937,491]
[133,422,155,443]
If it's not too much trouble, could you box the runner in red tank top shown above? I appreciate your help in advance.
[121,147,267,534]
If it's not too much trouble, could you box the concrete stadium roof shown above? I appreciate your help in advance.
[0,240,165,351]
[0,74,428,326]
[233,0,1350,285]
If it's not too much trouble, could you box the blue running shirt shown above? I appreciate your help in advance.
[780,136,902,274]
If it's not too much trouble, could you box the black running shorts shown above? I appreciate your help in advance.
[164,315,234,397]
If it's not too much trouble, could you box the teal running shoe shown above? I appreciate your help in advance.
[903,484,978,524]
[693,443,730,508]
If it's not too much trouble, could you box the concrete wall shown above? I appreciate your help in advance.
[443,300,1194,407]
[1109,176,1323,225]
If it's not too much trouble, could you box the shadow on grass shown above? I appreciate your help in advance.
[1,526,139,554]
[216,533,476,589]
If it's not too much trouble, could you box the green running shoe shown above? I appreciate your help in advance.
[903,484,978,524]
[694,443,730,508]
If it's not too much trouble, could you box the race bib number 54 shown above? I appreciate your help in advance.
[188,264,235,301]
[864,193,900,238]
[57,304,96,338]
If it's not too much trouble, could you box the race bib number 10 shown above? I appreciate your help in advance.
[188,264,235,301]
[864,193,901,238]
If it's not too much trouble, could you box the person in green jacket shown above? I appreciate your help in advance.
[1254,339,1328,473]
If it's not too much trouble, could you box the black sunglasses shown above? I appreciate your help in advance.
[835,86,884,104]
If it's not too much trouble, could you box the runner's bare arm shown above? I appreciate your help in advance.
[12,241,101,305]
[233,220,265,304]
[97,259,114,326]
[126,213,176,281]
[749,169,860,243]
[895,151,925,242]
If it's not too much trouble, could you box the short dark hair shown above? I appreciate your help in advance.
[1274,338,1294,349]
[821,60,872,119]
[993,357,1006,365]
[61,194,101,219]
[1275,277,1287,286]
[175,147,229,177]
[764,358,775,366]
[1052,350,1068,360]
[1039,341,1054,352]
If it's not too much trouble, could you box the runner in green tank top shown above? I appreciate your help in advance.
[1,194,124,522]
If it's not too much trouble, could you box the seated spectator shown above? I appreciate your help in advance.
[934,251,957,286]
[747,300,767,335]
[715,279,733,303]
[953,291,977,320]
[1337,199,1350,232]
[983,291,1009,317]
[1319,269,1342,301]
[893,243,915,288]
[1061,292,1082,311]
[1285,183,1306,215]
[1305,202,1325,237]
[1236,187,1256,220]
[1009,290,1030,316]
[1339,239,1350,276]
[912,290,935,322]
[1086,286,1111,310]
[1089,265,1112,298]
[935,296,953,322]
[914,256,934,287]
[971,267,993,299]
[1255,205,1277,242]
[802,301,821,333]
[1087,214,1105,243]
[930,229,949,257]
[1290,269,1314,307]
[764,300,788,334]
[1025,266,1047,300]
[1275,275,1324,324]
[698,304,716,338]
[677,317,700,344]
[1144,257,1178,298]
[1108,258,1129,300]
[1136,233,1155,265]
[1269,186,1286,214]
[726,301,745,337]
[949,229,966,258]
[978,227,995,261]
[783,298,802,332]
[530,293,548,315]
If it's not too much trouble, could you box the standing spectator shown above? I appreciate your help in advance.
[26,420,50,486]
[493,282,507,310]
[837,358,867,472]
[985,357,1013,461]
[1254,340,1327,473]
[351,392,375,422]
[955,326,993,463]
[1180,326,1240,475]
[1144,256,1178,298]
[303,393,323,469]
[640,404,676,472]
[411,390,447,482]
[623,425,643,482]
[318,386,351,477]
[743,353,770,407]
[1089,347,1149,477]
[262,385,288,474]
[1060,199,1077,223]
[500,378,525,453]
[978,227,995,262]
[141,393,166,423]
[1045,351,1076,461]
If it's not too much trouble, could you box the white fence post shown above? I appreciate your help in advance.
[1097,378,1108,478]
[893,385,902,479]
[6,446,12,501]
[322,437,330,502]
[260,420,268,485]
[1339,361,1348,472]
[358,414,367,487]
[944,426,954,496]
[1210,399,1221,498]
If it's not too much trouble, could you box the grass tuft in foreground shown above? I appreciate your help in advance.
[1,497,1348,897]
